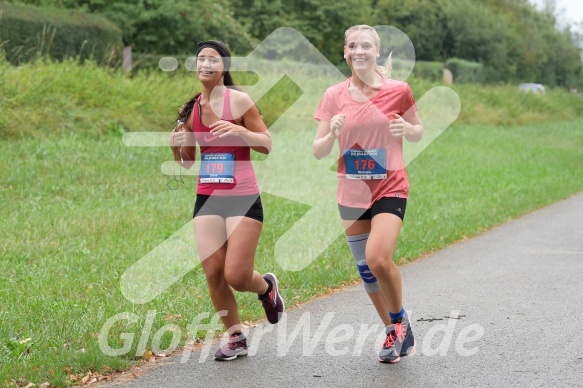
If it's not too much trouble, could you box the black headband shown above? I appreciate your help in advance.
[194,40,231,72]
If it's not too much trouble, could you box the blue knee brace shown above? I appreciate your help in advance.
[347,233,380,293]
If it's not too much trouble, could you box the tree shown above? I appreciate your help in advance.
[374,0,449,61]
[229,0,372,65]
[3,0,254,55]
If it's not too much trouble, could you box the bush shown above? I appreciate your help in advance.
[412,60,444,81]
[0,2,122,65]
[445,57,483,84]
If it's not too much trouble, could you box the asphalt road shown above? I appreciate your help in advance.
[107,193,583,387]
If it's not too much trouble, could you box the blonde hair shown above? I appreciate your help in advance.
[344,25,392,79]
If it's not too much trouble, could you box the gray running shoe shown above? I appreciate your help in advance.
[378,315,415,363]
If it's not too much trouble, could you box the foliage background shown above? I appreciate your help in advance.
[2,0,582,87]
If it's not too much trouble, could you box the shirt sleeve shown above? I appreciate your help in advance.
[314,88,335,121]
[399,83,417,119]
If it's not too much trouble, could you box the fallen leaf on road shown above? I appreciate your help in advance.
[81,373,92,384]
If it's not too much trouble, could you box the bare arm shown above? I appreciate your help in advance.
[312,114,345,160]
[390,112,423,143]
[239,102,272,154]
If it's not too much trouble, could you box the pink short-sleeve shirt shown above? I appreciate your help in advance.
[314,77,417,208]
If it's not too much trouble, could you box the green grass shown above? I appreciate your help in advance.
[407,78,583,126]
[2,56,582,139]
[404,120,583,258]
[1,57,583,386]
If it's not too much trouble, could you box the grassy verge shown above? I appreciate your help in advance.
[1,57,582,139]
[1,58,583,386]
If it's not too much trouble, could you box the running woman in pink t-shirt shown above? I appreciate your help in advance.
[313,25,423,363]
[169,40,284,361]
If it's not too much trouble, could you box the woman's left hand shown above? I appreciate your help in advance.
[209,120,248,137]
[389,114,409,137]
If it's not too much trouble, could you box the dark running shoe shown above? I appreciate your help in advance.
[378,315,415,363]
[259,273,285,324]
[214,333,248,361]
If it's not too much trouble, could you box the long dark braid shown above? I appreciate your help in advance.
[176,94,200,124]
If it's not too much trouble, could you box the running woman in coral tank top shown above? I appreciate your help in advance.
[169,40,284,361]
[313,25,423,363]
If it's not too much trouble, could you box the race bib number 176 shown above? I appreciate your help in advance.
[343,148,387,180]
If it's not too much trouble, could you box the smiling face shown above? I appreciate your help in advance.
[196,47,225,84]
[344,29,380,75]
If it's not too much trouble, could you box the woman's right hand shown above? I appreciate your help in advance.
[329,114,346,139]
[171,122,189,147]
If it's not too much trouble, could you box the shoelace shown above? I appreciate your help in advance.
[394,322,406,342]
[383,322,406,348]
[227,339,245,350]
[383,333,395,348]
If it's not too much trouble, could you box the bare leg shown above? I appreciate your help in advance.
[368,291,392,326]
[366,213,404,316]
[195,215,242,334]
[224,216,269,295]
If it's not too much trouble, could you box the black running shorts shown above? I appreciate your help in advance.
[193,194,263,223]
[338,196,407,221]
